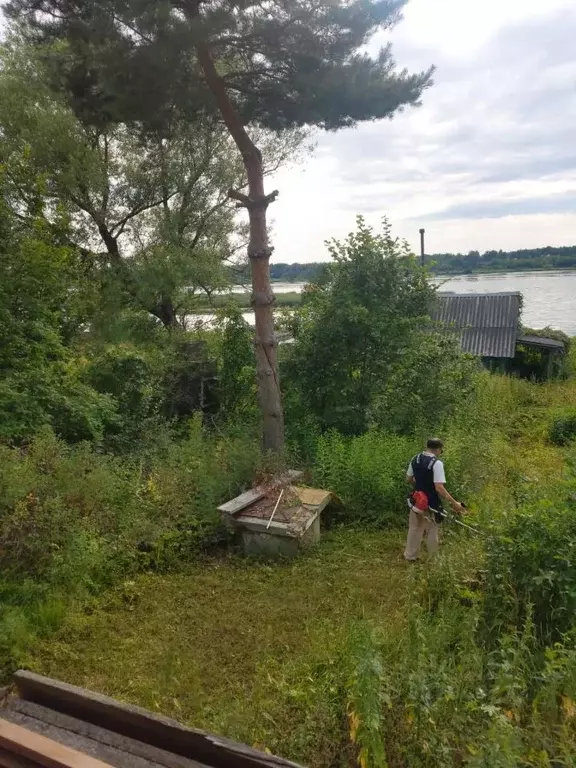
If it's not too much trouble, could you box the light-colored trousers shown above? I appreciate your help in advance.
[404,510,439,560]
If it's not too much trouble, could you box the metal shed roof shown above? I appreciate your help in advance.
[517,334,566,352]
[431,292,522,358]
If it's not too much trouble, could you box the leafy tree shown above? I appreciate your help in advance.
[217,308,257,424]
[285,217,437,435]
[5,0,434,451]
[0,40,305,330]
[0,187,115,443]
[368,331,477,435]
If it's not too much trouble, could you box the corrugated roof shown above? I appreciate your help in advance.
[517,334,566,351]
[431,292,522,358]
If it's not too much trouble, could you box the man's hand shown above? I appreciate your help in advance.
[452,501,464,514]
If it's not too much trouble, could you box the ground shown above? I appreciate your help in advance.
[29,530,427,765]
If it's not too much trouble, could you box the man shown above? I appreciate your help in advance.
[404,437,463,561]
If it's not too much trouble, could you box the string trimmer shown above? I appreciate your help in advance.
[429,504,485,537]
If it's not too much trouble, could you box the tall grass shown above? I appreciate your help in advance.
[313,431,418,527]
[333,371,576,767]
[0,419,260,675]
[346,624,388,768]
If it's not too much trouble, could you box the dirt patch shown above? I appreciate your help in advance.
[241,484,303,523]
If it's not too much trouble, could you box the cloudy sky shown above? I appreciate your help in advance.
[270,0,576,262]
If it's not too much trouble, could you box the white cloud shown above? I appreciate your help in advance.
[269,0,576,262]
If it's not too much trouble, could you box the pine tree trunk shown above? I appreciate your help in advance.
[244,153,284,453]
[195,38,285,452]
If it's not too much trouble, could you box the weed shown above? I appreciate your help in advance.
[549,412,576,446]
[346,623,388,768]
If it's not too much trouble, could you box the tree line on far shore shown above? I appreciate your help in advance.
[268,244,576,282]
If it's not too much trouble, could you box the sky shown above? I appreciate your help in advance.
[269,0,576,262]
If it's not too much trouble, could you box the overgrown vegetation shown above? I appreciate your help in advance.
[24,371,576,768]
[2,5,576,766]
[0,421,260,677]
[3,192,576,765]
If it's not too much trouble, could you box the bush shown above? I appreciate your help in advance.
[549,412,576,446]
[348,563,576,767]
[215,308,258,425]
[0,423,260,672]
[368,331,478,435]
[483,491,576,645]
[83,345,163,452]
[0,366,116,444]
[285,217,437,435]
[0,195,113,444]
[313,430,417,527]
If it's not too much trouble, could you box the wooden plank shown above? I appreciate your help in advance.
[217,490,264,516]
[0,719,113,768]
[0,711,157,768]
[6,700,208,768]
[13,673,304,768]
[292,488,331,507]
[0,744,41,768]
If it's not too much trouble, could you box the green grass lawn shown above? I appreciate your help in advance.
[190,291,302,312]
[29,529,434,764]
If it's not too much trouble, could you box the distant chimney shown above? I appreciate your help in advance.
[419,228,426,266]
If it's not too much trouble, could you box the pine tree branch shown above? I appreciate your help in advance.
[228,188,279,209]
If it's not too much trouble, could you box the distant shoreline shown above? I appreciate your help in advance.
[188,267,576,313]
[268,265,576,283]
[190,291,301,313]
[266,251,576,283]
[429,266,576,278]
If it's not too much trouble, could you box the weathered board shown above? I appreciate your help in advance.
[10,672,304,768]
[1,700,208,768]
[0,718,112,768]
[217,489,265,516]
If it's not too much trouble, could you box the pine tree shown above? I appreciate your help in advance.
[5,0,434,452]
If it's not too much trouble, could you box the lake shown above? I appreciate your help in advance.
[436,270,576,335]
[192,270,576,335]
[271,271,576,335]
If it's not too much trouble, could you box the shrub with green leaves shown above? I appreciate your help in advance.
[368,330,478,435]
[83,345,163,451]
[0,195,114,444]
[549,412,576,446]
[216,308,258,425]
[483,491,576,646]
[313,430,417,527]
[285,218,437,436]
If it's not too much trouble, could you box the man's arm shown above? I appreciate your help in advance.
[406,460,415,487]
[434,483,463,513]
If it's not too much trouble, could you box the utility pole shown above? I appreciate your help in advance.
[419,228,426,266]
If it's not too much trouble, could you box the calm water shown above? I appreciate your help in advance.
[192,271,576,334]
[436,271,576,335]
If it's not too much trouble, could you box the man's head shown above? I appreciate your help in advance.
[426,437,444,456]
